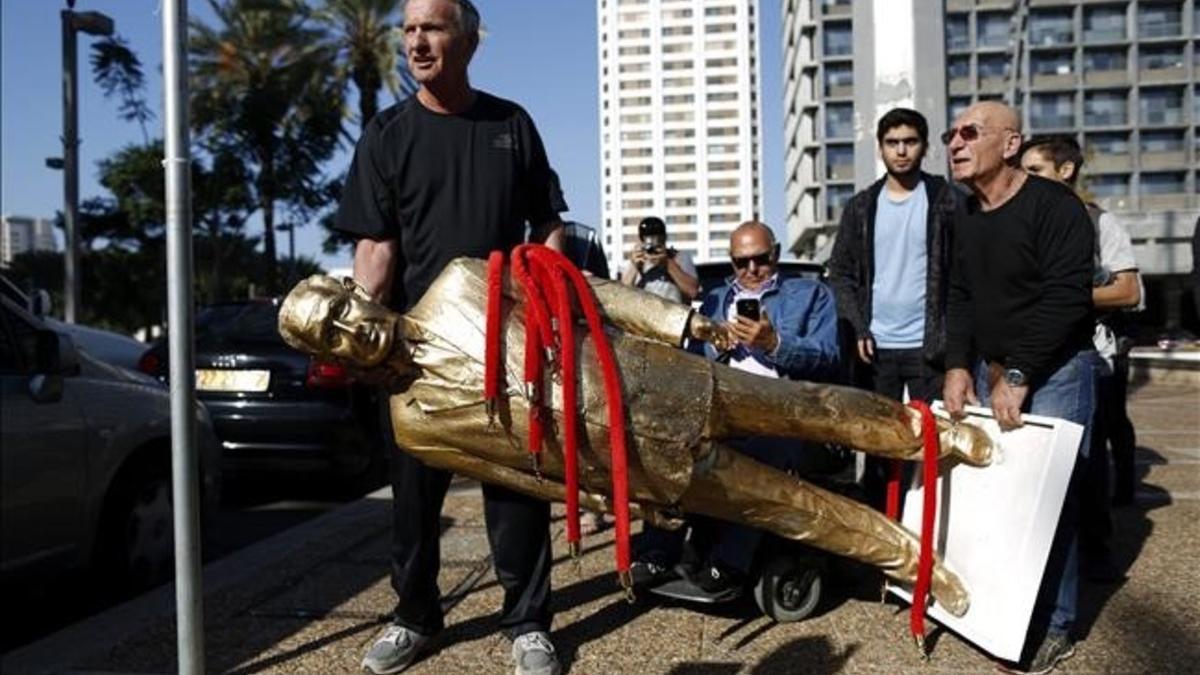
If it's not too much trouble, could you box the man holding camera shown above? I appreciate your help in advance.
[620,216,699,304]
[631,220,839,598]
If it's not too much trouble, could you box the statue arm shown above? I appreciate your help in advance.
[583,277,730,350]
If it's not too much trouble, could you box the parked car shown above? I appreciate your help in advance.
[0,293,221,591]
[138,298,383,484]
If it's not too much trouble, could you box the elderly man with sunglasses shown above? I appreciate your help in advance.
[629,220,840,599]
[942,101,1098,675]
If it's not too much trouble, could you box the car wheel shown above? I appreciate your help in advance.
[98,462,174,592]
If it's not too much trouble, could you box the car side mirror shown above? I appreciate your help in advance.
[35,329,80,376]
[27,373,64,403]
[29,289,52,318]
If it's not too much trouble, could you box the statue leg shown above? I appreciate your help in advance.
[680,442,970,617]
[707,366,992,466]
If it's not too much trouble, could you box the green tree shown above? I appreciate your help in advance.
[318,0,416,131]
[90,35,155,142]
[190,0,344,292]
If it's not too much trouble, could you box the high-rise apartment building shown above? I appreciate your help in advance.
[1,215,58,267]
[597,0,764,274]
[783,0,1197,268]
[946,0,1197,218]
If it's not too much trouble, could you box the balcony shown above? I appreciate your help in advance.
[826,162,854,181]
[1031,114,1076,130]
[949,77,973,95]
[977,0,1015,9]
[947,0,971,10]
[821,2,852,18]
[1084,112,1128,127]
[1140,109,1184,126]
[1032,72,1076,88]
[1087,153,1132,172]
[1084,69,1128,87]
[1140,151,1189,171]
[979,75,1009,93]
[1140,193,1189,210]
[1082,29,1126,44]
[1138,22,1182,40]
[1139,64,1188,85]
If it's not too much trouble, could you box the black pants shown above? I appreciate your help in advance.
[1081,354,1137,551]
[861,348,943,512]
[384,405,552,638]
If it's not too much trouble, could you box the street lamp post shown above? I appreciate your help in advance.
[60,1,114,323]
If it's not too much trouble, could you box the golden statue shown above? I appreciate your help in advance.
[278,258,994,617]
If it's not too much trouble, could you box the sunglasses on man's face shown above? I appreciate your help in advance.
[940,123,1017,145]
[732,251,774,269]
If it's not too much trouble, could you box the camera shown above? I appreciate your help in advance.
[640,242,665,255]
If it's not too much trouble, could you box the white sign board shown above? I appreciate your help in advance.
[887,404,1083,662]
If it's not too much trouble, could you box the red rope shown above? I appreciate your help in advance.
[906,400,940,646]
[885,459,903,521]
[484,252,504,405]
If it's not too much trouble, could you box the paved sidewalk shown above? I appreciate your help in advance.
[5,382,1198,674]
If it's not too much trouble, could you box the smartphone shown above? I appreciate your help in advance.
[736,298,761,321]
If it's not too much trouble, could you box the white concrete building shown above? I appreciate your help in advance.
[597,0,764,274]
[1,215,58,267]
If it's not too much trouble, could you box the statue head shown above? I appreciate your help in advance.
[278,275,400,368]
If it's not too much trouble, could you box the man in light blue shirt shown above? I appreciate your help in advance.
[827,108,960,511]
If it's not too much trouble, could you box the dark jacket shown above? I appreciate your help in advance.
[826,171,960,367]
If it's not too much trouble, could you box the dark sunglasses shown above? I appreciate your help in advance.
[940,123,1016,145]
[732,251,774,269]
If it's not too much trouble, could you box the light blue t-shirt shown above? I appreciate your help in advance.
[869,182,928,349]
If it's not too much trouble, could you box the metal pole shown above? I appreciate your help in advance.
[61,9,80,323]
[162,1,205,673]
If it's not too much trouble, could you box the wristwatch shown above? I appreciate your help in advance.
[1003,367,1028,387]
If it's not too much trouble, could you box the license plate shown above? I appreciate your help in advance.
[196,369,271,393]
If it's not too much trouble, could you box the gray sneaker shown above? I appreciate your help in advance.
[361,624,429,674]
[511,631,561,675]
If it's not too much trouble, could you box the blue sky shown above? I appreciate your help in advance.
[2,1,785,271]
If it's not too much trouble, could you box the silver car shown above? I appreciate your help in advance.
[0,293,221,590]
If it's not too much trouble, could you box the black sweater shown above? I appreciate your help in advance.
[945,175,1094,380]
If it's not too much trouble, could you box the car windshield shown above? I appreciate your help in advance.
[195,302,282,344]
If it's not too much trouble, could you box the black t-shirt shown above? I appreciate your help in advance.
[945,175,1094,380]
[335,91,567,310]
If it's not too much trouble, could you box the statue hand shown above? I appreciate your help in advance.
[687,313,735,352]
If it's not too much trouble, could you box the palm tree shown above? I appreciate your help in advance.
[318,0,417,132]
[189,0,344,291]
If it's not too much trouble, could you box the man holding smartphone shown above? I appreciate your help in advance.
[629,220,839,598]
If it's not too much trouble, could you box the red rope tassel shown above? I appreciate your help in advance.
[906,400,940,652]
[511,249,551,465]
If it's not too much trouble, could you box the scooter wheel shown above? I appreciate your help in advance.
[754,554,822,622]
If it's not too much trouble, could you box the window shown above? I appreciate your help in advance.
[1084,90,1127,126]
[663,94,694,105]
[1140,45,1185,72]
[1139,87,1184,125]
[825,103,853,138]
[978,54,1011,79]
[705,5,736,16]
[618,45,650,56]
[1029,9,1074,46]
[664,128,695,139]
[825,144,853,178]
[1085,132,1129,155]
[663,60,693,71]
[824,63,853,94]
[948,97,971,126]
[1089,174,1129,197]
[1140,130,1185,153]
[1083,5,1125,43]
[620,95,651,107]
[948,56,970,81]
[826,185,854,220]
[705,22,736,34]
[620,130,651,141]
[1141,172,1185,194]
[618,28,649,39]
[977,12,1012,49]
[707,91,738,102]
[663,111,694,122]
[946,15,969,51]
[664,144,694,155]
[665,162,696,173]
[663,42,693,54]
[663,76,694,88]
[1138,3,1182,38]
[707,160,740,172]
[823,22,852,57]
[1032,51,1074,76]
[1030,92,1075,129]
[664,179,695,190]
[1083,48,1126,72]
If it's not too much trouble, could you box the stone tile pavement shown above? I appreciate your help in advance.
[5,383,1197,675]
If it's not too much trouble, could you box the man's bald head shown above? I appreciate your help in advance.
[729,221,779,290]
[947,101,1024,186]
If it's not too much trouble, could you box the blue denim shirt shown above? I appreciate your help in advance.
[692,275,840,381]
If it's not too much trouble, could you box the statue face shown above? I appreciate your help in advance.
[279,276,398,367]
